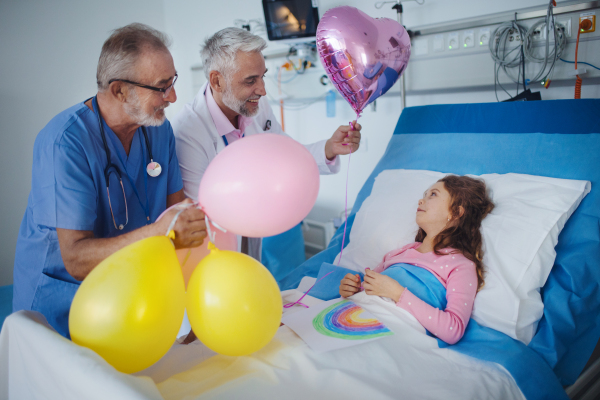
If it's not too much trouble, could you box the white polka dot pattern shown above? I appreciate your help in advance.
[373,242,478,345]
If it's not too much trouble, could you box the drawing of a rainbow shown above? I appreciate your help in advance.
[312,299,394,340]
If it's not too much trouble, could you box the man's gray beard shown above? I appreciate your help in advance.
[222,85,260,118]
[124,89,167,126]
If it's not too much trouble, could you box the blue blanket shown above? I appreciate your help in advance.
[308,262,568,400]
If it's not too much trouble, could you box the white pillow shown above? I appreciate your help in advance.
[334,169,591,344]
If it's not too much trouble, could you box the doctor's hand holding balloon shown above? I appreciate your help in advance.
[325,121,362,159]
[154,198,207,249]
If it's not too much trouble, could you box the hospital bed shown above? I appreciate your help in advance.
[1,99,599,400]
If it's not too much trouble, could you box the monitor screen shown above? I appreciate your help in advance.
[262,0,319,41]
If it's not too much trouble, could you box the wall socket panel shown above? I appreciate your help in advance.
[557,18,572,37]
[405,8,600,93]
[532,18,572,41]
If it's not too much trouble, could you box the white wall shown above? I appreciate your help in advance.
[0,0,166,285]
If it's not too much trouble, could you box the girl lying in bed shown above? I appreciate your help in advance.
[339,175,494,344]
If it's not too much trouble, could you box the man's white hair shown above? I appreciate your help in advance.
[96,23,171,91]
[201,27,267,80]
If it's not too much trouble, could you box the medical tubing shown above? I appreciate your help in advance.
[575,76,583,99]
[560,58,600,71]
[574,26,581,99]
[94,96,150,223]
[93,97,112,167]
[491,1,564,86]
[141,126,155,162]
[277,64,286,131]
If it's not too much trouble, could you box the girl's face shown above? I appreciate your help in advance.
[416,181,453,235]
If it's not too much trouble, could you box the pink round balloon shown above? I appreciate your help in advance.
[317,6,411,115]
[199,134,320,238]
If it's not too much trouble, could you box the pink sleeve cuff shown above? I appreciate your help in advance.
[325,155,338,165]
[396,288,411,307]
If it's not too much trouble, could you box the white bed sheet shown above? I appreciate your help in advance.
[0,291,525,400]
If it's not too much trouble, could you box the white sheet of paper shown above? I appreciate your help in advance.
[281,298,394,353]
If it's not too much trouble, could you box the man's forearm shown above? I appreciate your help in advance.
[57,223,163,281]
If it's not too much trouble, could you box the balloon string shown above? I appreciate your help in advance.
[283,270,335,308]
[337,118,358,266]
[181,249,192,268]
[166,207,188,242]
[204,215,216,244]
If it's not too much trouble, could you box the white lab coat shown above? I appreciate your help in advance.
[172,82,340,202]
[171,82,340,259]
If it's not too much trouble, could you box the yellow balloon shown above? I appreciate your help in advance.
[69,236,185,374]
[186,245,282,356]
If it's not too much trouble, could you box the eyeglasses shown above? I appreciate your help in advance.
[108,73,178,99]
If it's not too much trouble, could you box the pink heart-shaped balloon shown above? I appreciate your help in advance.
[317,6,411,115]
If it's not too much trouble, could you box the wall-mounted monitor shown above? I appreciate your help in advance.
[262,0,319,43]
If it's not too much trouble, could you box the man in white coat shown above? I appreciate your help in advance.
[172,27,361,343]
[171,27,361,259]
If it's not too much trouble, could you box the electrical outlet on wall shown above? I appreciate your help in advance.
[463,30,475,48]
[478,27,490,46]
[579,12,596,33]
[447,32,459,50]
[433,34,444,52]
[556,18,572,37]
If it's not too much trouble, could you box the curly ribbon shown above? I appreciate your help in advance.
[337,117,358,266]
[283,270,335,309]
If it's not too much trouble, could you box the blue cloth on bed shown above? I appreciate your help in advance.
[382,264,567,400]
[307,263,363,301]
[307,262,568,400]
[280,99,600,386]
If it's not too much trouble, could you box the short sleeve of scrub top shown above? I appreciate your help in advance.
[33,127,99,231]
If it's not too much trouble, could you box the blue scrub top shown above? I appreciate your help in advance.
[13,100,183,338]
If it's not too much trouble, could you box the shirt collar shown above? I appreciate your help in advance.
[205,85,253,137]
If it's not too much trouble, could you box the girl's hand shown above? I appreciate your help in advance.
[363,269,405,302]
[339,273,362,298]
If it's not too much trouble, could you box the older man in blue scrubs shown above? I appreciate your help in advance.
[12,23,206,338]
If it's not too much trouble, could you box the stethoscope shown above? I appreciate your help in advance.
[92,96,161,230]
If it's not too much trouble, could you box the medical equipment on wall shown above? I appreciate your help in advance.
[93,96,158,230]
[234,18,267,35]
[260,0,325,121]
[262,0,319,44]
[490,1,567,100]
[375,0,424,110]
[572,17,594,98]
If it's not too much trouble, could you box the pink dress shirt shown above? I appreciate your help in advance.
[205,86,254,145]
[373,242,478,344]
[205,86,336,165]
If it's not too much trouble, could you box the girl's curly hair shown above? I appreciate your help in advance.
[415,175,494,291]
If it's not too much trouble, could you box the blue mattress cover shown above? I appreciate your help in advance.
[281,99,600,387]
